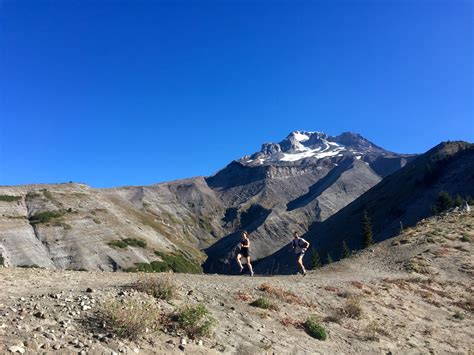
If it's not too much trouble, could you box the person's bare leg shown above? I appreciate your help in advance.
[297,255,306,276]
[236,254,244,272]
[247,257,254,276]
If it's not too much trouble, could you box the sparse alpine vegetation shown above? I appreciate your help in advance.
[175,304,216,339]
[0,195,22,202]
[108,238,147,249]
[28,210,65,225]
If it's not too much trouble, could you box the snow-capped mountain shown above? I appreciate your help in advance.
[240,131,387,166]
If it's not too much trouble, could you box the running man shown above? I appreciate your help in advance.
[291,231,310,276]
[236,230,254,276]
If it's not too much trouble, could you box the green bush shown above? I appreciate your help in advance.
[29,210,65,225]
[249,297,279,311]
[123,238,147,248]
[108,240,128,249]
[176,304,216,338]
[108,238,146,249]
[304,316,327,340]
[154,251,203,274]
[0,195,22,202]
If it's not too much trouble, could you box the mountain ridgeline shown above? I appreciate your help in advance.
[0,131,470,275]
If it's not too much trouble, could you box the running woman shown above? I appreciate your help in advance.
[291,231,310,276]
[236,230,254,276]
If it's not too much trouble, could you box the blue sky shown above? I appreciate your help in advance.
[1,0,473,187]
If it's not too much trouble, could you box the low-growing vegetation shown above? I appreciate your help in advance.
[258,283,304,305]
[108,238,147,249]
[249,297,279,311]
[29,210,65,225]
[98,297,161,340]
[134,276,176,301]
[124,251,203,274]
[154,251,203,274]
[175,304,216,339]
[0,195,22,202]
[304,315,327,340]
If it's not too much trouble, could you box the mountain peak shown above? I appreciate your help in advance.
[241,130,387,166]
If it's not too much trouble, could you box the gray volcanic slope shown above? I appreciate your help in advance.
[255,141,474,274]
[0,131,414,272]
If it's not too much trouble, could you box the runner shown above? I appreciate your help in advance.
[236,230,254,276]
[291,231,310,276]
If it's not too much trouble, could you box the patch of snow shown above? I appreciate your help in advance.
[292,132,310,142]
[280,147,345,162]
[355,156,362,160]
[328,142,340,147]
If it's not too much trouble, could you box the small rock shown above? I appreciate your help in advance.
[53,344,61,350]
[178,345,185,352]
[86,288,94,293]
[198,340,203,346]
[133,348,139,353]
[180,338,187,346]
[8,346,25,354]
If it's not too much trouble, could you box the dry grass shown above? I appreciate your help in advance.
[258,283,305,305]
[280,316,303,328]
[98,296,161,340]
[133,275,177,301]
[341,297,363,319]
[235,290,253,302]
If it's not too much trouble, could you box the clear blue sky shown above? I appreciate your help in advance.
[1,0,473,187]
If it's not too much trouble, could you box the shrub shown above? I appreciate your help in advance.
[249,297,279,311]
[154,251,203,274]
[108,240,128,249]
[258,283,304,305]
[342,298,363,319]
[29,210,65,225]
[98,297,161,340]
[134,276,176,301]
[304,316,327,340]
[0,195,22,202]
[176,304,216,338]
[0,254,4,266]
[108,238,146,249]
[124,261,170,273]
[123,238,147,248]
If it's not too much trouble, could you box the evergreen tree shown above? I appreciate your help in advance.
[310,249,321,269]
[326,253,333,264]
[432,191,453,214]
[362,210,373,248]
[341,240,350,259]
[454,194,463,207]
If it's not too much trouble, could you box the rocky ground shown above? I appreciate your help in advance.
[0,209,472,354]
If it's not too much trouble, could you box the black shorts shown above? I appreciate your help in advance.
[296,251,305,259]
[239,248,250,258]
